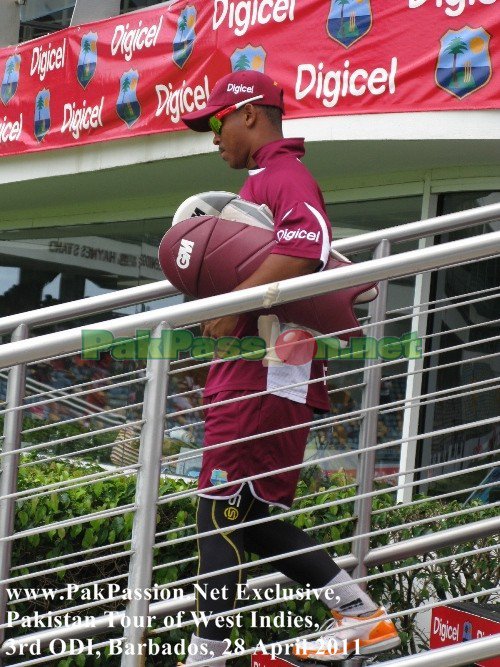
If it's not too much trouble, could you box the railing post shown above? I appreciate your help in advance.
[352,240,390,586]
[0,324,29,662]
[121,322,171,667]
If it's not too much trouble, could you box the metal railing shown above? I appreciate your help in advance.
[0,202,499,666]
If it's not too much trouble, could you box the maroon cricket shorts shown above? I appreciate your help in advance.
[198,390,313,509]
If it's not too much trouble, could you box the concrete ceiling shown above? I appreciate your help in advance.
[0,135,499,233]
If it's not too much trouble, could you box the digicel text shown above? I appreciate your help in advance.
[61,98,104,140]
[296,58,398,109]
[213,0,295,37]
[111,15,163,62]
[155,76,210,124]
[409,0,496,18]
[30,39,66,82]
[0,114,23,143]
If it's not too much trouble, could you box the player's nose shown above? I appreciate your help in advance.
[212,133,221,146]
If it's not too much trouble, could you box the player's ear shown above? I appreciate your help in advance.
[243,103,259,129]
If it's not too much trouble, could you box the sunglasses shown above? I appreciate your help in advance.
[208,94,264,134]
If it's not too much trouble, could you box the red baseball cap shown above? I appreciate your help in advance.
[181,70,285,132]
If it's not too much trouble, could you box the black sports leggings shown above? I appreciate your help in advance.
[195,484,340,641]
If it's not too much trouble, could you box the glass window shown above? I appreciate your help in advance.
[19,2,74,42]
[120,0,165,14]
[419,192,500,500]
[0,217,178,324]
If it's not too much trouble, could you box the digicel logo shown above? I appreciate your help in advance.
[296,58,398,109]
[227,84,254,94]
[433,616,460,643]
[155,76,210,124]
[409,0,497,18]
[277,229,320,243]
[213,0,295,37]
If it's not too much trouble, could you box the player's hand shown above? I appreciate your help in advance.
[201,315,239,339]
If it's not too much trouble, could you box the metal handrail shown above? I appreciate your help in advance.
[0,229,499,369]
[1,201,499,337]
[371,635,500,667]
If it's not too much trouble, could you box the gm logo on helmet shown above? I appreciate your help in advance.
[176,238,194,269]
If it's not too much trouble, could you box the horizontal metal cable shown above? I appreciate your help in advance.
[0,504,135,544]
[19,439,130,469]
[168,371,497,475]
[21,402,142,435]
[10,537,132,575]
[371,636,500,667]
[1,235,499,370]
[373,447,500,490]
[375,377,500,420]
[154,485,358,542]
[16,377,145,418]
[1,202,498,341]
[0,464,140,504]
[0,371,145,418]
[1,419,143,460]
[165,265,500,373]
[385,283,500,317]
[169,284,499,375]
[151,554,198,574]
[2,556,496,661]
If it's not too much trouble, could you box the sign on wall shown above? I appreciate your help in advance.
[0,0,498,157]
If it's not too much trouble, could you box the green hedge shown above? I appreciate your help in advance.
[6,459,498,666]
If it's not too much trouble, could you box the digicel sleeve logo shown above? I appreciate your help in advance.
[436,27,492,98]
[327,0,373,49]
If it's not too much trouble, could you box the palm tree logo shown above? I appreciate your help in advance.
[116,70,141,127]
[230,46,266,73]
[1,54,21,105]
[77,33,98,89]
[34,89,51,142]
[446,37,468,87]
[173,6,197,69]
[436,27,492,99]
[327,0,372,49]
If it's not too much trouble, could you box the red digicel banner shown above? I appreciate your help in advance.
[0,0,499,157]
[430,605,500,667]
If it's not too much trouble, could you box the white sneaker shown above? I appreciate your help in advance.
[293,607,401,662]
